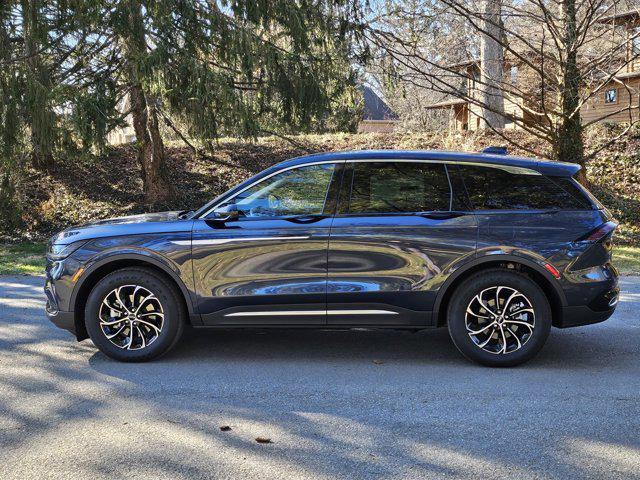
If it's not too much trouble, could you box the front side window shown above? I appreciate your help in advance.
[222,163,335,218]
[457,165,590,210]
[345,162,451,214]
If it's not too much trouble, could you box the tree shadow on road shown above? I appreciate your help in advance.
[2,276,640,479]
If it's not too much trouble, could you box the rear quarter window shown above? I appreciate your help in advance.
[456,165,593,210]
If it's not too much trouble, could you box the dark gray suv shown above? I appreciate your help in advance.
[45,150,619,366]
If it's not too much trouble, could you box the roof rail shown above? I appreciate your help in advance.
[482,146,508,155]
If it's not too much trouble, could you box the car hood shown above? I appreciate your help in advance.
[50,211,193,245]
[81,211,183,227]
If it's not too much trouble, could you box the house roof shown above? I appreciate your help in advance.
[610,69,640,80]
[598,10,640,25]
[360,86,398,121]
[445,59,480,70]
[424,98,468,109]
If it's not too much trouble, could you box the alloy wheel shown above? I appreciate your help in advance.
[465,285,535,355]
[98,285,164,350]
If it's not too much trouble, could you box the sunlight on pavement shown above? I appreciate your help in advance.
[561,438,640,477]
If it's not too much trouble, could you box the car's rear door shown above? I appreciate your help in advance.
[192,161,343,325]
[326,160,477,327]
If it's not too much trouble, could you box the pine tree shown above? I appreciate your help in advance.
[1,0,363,207]
[110,0,363,204]
[19,0,56,169]
[116,0,173,204]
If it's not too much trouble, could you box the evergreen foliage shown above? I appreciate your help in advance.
[0,0,364,215]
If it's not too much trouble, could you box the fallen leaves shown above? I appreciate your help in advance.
[218,425,272,444]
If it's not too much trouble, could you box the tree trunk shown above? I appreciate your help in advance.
[123,0,173,204]
[556,0,586,185]
[21,0,55,170]
[479,0,505,130]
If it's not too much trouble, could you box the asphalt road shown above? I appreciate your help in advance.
[1,275,639,480]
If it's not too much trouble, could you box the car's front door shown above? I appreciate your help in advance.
[326,160,477,326]
[192,162,342,325]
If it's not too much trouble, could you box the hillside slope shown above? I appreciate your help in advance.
[12,130,640,244]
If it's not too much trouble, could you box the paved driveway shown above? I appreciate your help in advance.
[1,275,639,480]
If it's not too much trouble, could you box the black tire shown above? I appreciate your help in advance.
[447,268,552,367]
[85,267,185,362]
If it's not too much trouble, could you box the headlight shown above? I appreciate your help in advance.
[47,240,87,260]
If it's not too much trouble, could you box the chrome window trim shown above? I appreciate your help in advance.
[200,158,540,218]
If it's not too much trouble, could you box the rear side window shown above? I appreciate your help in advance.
[456,165,592,210]
[345,162,451,214]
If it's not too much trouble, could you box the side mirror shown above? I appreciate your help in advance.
[211,204,240,222]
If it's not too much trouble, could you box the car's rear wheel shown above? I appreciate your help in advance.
[447,269,552,367]
[85,267,185,362]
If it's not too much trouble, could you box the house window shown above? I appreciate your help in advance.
[604,88,618,104]
[633,27,640,55]
[470,68,480,90]
[510,66,518,85]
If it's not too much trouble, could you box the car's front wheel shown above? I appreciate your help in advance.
[447,269,552,367]
[85,267,185,362]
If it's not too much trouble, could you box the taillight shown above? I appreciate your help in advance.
[576,221,618,242]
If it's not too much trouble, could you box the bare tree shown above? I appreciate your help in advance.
[367,0,474,131]
[366,0,640,181]
[480,0,506,129]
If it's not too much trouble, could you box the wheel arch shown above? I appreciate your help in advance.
[71,254,196,341]
[433,255,567,328]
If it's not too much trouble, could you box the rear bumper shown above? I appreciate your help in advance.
[556,285,619,328]
[556,259,620,329]
[557,305,616,328]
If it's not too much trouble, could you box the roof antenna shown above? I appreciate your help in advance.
[482,146,508,155]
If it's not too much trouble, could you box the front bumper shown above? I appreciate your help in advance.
[45,263,78,337]
[46,309,76,335]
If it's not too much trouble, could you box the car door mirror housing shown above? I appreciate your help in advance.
[210,204,240,222]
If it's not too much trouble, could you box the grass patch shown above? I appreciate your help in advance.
[0,242,46,275]
[613,246,640,275]
[0,242,638,277]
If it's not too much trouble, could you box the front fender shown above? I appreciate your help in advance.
[70,247,195,316]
